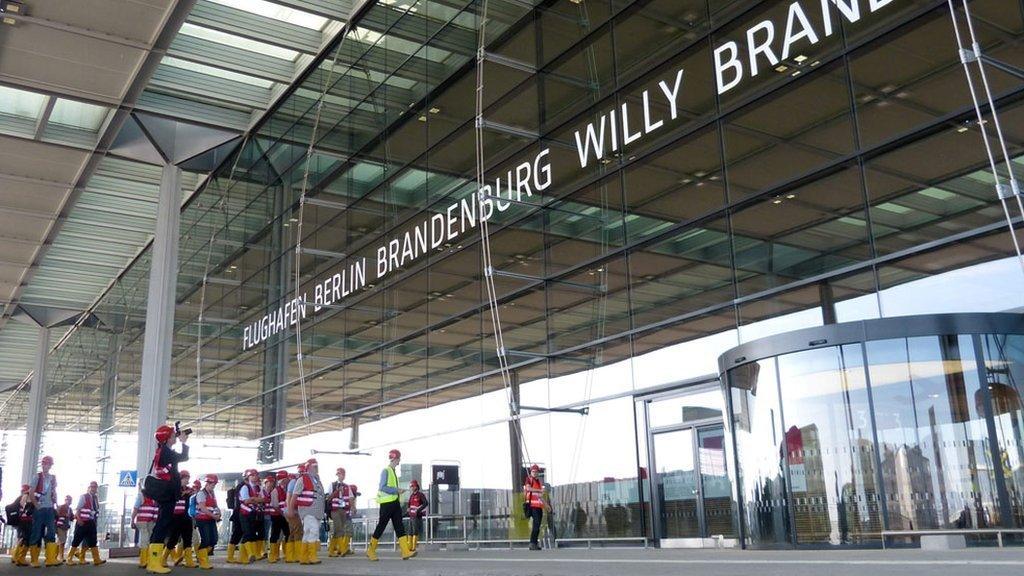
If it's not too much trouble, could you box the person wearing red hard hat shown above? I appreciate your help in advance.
[287,458,325,565]
[68,481,105,566]
[26,454,59,567]
[193,475,221,570]
[132,489,160,568]
[524,464,548,551]
[406,479,428,553]
[367,449,414,561]
[162,470,196,568]
[11,484,35,566]
[265,473,288,564]
[145,423,190,574]
[327,466,357,557]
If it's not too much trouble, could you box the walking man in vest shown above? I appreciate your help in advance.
[328,467,356,558]
[147,424,189,574]
[367,449,415,561]
[266,472,289,563]
[56,495,73,563]
[132,490,159,568]
[68,481,105,566]
[237,469,265,564]
[12,484,35,566]
[28,454,60,567]
[193,475,221,570]
[524,464,548,551]
[287,458,325,565]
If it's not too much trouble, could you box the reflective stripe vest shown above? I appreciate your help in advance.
[34,473,56,504]
[276,486,288,514]
[264,488,280,516]
[77,494,97,522]
[56,504,72,529]
[525,477,544,509]
[330,482,356,512]
[407,491,427,517]
[239,483,263,515]
[173,489,192,516]
[18,501,33,522]
[152,446,171,481]
[137,497,159,523]
[195,489,219,522]
[378,467,399,505]
[295,475,317,508]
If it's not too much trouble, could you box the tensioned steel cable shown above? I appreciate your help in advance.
[195,135,249,407]
[475,0,533,466]
[946,0,1024,274]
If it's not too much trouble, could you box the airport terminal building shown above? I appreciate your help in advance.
[1,0,1024,550]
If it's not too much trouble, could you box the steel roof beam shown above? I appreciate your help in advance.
[167,35,297,84]
[188,0,326,54]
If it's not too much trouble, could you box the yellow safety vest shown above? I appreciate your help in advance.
[378,467,399,504]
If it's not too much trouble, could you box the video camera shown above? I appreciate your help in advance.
[174,421,193,438]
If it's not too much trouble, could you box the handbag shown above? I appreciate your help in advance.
[141,446,176,503]
[522,501,531,519]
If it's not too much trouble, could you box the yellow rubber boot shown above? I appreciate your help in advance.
[63,546,78,566]
[285,541,298,563]
[258,540,266,560]
[327,537,337,557]
[10,543,19,564]
[28,545,41,567]
[234,543,248,565]
[172,545,183,566]
[366,537,379,562]
[343,535,354,557]
[14,544,30,566]
[45,542,61,567]
[159,546,171,568]
[146,544,171,574]
[90,547,106,566]
[138,546,149,568]
[298,542,309,566]
[272,541,283,564]
[308,541,321,565]
[182,547,195,568]
[58,543,66,563]
[399,535,416,560]
[225,543,236,564]
[196,547,213,570]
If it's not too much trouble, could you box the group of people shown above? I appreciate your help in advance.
[6,426,552,571]
[6,456,107,567]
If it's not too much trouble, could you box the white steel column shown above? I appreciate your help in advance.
[136,163,182,477]
[21,326,49,484]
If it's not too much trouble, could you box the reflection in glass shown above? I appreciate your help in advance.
[653,429,700,538]
[698,426,736,537]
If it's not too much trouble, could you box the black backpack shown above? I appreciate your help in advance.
[226,481,243,510]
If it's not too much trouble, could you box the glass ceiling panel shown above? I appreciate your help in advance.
[179,22,301,61]
[48,98,110,131]
[0,85,47,120]
[207,0,330,30]
[163,56,276,89]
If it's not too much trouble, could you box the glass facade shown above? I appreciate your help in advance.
[723,314,1024,547]
[11,0,1024,549]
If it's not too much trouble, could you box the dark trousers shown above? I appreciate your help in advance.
[269,516,288,543]
[241,513,263,544]
[70,521,98,548]
[529,508,543,545]
[372,501,405,540]
[409,515,423,538]
[150,500,176,544]
[17,521,32,545]
[196,520,218,550]
[229,513,243,545]
[165,514,193,549]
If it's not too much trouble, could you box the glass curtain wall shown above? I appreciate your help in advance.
[6,0,1024,544]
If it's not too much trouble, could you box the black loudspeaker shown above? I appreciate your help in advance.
[469,492,480,517]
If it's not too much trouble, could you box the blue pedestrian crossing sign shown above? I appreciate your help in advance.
[118,470,138,488]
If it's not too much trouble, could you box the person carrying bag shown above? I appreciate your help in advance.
[143,422,190,574]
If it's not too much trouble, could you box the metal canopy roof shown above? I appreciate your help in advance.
[0,0,351,388]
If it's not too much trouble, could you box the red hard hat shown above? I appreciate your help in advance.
[89,481,98,488]
[305,458,318,467]
[204,474,219,484]
[289,473,298,480]
[297,464,307,474]
[276,470,289,480]
[410,480,420,489]
[155,425,174,443]
[192,480,201,489]
[264,475,276,482]
[530,464,541,473]
[336,467,345,475]
[388,449,401,460]
[180,470,190,478]
[245,469,258,477]
[20,484,29,493]
[41,455,54,465]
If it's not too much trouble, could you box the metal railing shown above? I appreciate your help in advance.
[881,529,1024,549]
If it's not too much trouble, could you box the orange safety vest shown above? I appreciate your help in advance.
[136,497,159,523]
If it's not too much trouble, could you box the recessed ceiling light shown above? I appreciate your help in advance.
[775,65,789,73]
[773,199,783,204]
[429,107,441,114]
[794,55,808,63]
[417,115,427,122]
[786,194,796,199]
[791,70,802,77]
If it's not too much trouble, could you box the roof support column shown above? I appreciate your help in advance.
[259,184,290,464]
[21,326,49,485]
[136,163,182,478]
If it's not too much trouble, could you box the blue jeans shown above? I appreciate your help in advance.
[196,520,218,550]
[29,506,56,546]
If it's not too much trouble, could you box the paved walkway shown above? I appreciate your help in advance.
[54,546,1024,576]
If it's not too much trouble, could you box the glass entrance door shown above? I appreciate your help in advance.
[652,424,736,539]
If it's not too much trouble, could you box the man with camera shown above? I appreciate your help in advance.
[144,422,190,574]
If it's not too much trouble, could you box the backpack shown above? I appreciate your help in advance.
[187,493,199,518]
[226,482,241,510]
